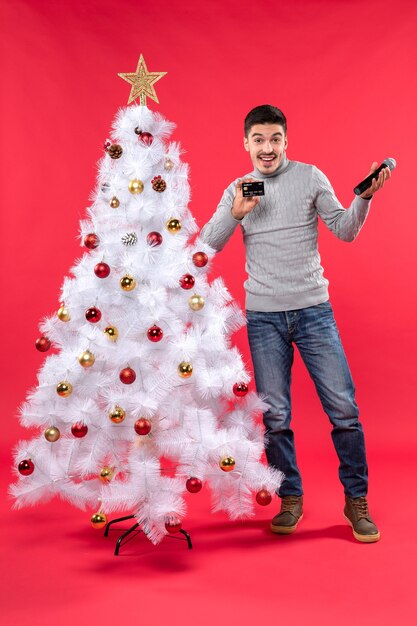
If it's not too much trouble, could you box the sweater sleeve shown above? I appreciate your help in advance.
[313,167,372,242]
[200,185,242,252]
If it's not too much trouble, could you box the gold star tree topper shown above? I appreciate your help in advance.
[118,55,167,106]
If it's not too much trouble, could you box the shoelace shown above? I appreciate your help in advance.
[352,497,369,519]
[281,496,301,512]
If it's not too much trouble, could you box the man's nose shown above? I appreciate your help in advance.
[264,141,273,153]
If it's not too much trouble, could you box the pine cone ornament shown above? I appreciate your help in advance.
[121,232,138,246]
[108,144,123,159]
[151,175,166,192]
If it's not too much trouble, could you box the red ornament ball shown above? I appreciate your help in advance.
[233,382,249,397]
[71,422,88,438]
[18,459,34,476]
[94,262,110,278]
[186,477,203,493]
[165,520,182,534]
[147,231,163,247]
[84,233,99,249]
[138,131,154,146]
[147,325,163,342]
[85,307,102,323]
[192,251,208,267]
[256,489,273,506]
[179,274,195,290]
[119,367,136,384]
[134,418,152,436]
[35,336,51,352]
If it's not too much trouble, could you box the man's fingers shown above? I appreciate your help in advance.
[360,162,392,197]
[237,177,255,186]
[236,176,255,193]
[378,169,389,187]
[374,169,387,190]
[246,197,260,210]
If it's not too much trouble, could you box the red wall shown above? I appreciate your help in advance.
[1,0,416,451]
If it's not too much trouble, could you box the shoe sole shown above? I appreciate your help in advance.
[343,514,381,543]
[270,514,303,535]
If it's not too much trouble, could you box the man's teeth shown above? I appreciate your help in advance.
[260,156,274,161]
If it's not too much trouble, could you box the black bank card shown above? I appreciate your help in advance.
[242,181,265,197]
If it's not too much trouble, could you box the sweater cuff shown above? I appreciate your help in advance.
[355,195,372,208]
[230,209,245,224]
[229,209,244,223]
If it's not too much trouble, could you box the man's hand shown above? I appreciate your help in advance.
[231,177,261,220]
[360,161,391,198]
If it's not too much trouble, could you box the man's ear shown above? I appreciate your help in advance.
[284,135,288,150]
[244,136,249,152]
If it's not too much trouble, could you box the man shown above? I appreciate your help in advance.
[200,105,390,543]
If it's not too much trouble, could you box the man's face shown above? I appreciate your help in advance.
[244,123,288,175]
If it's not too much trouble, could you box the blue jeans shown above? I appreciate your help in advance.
[246,302,368,498]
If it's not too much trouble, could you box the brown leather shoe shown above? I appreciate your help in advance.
[344,496,380,543]
[271,495,303,534]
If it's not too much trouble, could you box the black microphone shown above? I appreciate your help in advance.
[353,158,396,195]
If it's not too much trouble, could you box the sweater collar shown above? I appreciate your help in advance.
[252,154,290,179]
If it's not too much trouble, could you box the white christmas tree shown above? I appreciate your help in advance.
[11,57,283,545]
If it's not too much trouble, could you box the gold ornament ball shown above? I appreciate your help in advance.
[109,405,125,423]
[128,179,144,194]
[164,157,174,171]
[78,350,95,368]
[110,196,120,208]
[188,294,205,311]
[166,218,182,233]
[120,275,137,291]
[220,456,236,472]
[104,326,119,341]
[57,304,70,322]
[91,512,107,529]
[178,361,193,378]
[99,466,114,483]
[44,426,61,442]
[56,381,73,397]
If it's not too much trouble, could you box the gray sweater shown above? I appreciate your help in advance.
[200,155,372,312]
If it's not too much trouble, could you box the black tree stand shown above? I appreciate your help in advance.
[104,514,193,555]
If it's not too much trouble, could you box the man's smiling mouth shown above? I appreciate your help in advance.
[259,154,277,163]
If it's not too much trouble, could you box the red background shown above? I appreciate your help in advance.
[1,1,416,624]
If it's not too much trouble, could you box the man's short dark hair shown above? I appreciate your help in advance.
[244,105,287,137]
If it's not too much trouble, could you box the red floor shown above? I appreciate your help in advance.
[2,441,416,626]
